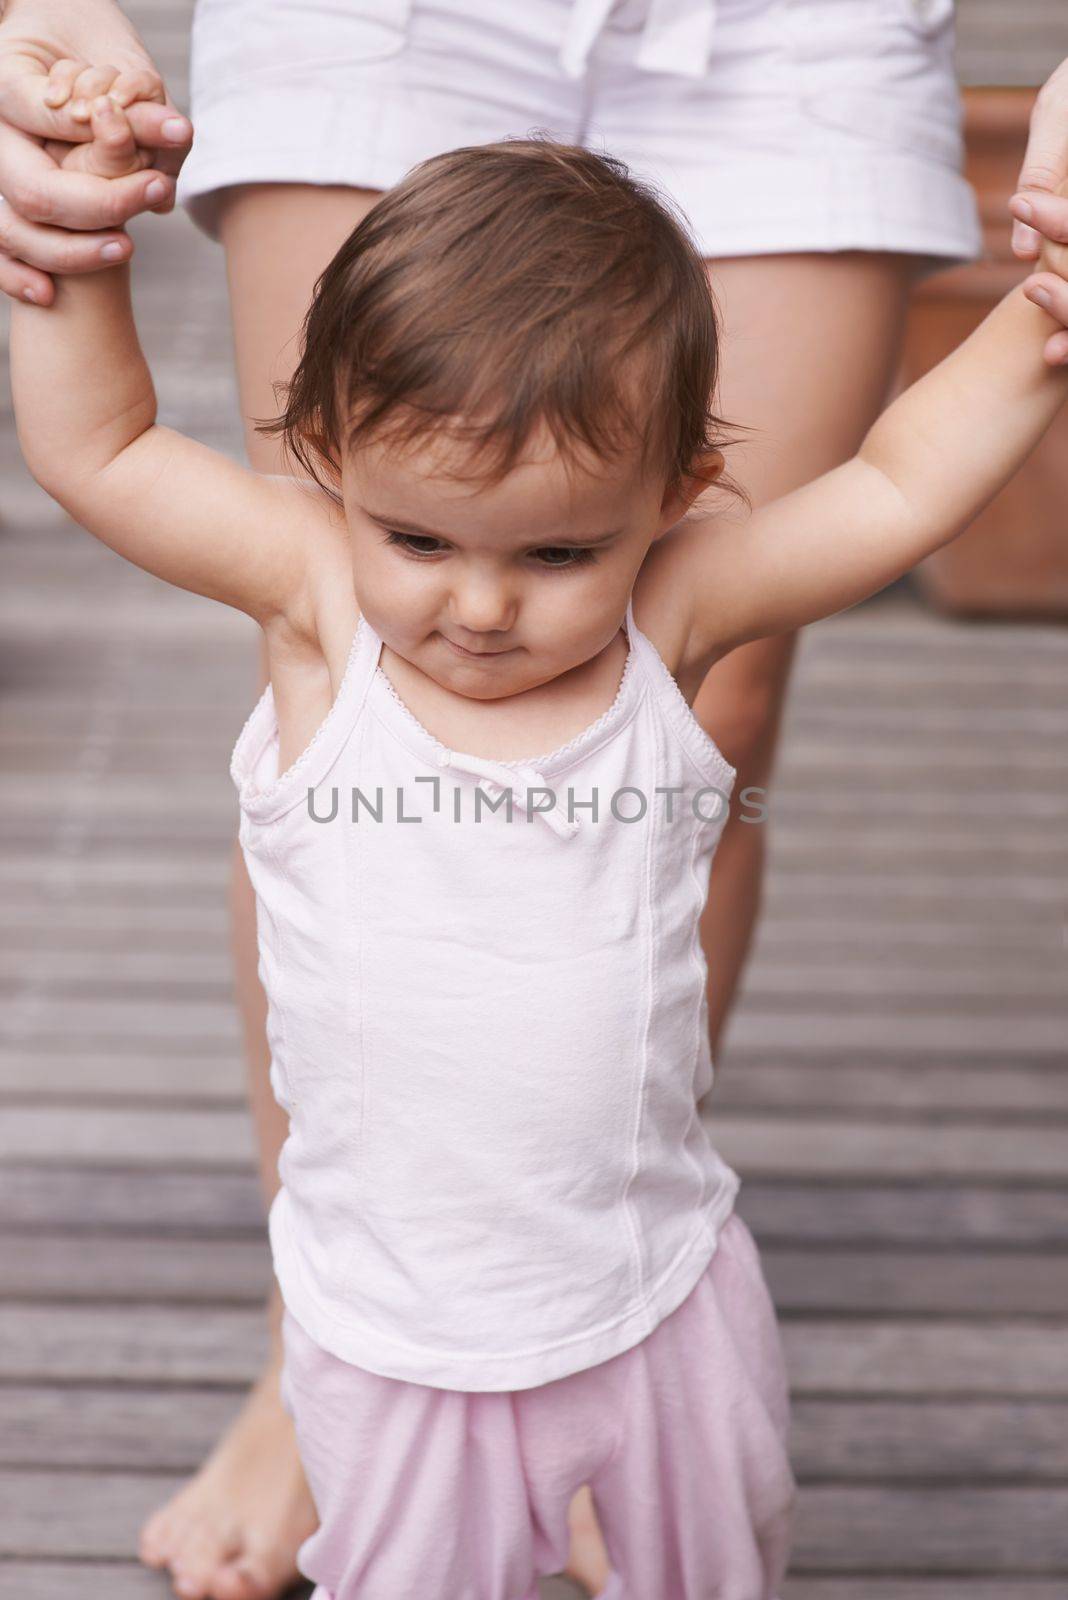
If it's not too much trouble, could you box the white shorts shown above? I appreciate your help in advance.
[176,0,982,273]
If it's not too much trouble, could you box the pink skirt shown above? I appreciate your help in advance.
[279,1210,796,1599]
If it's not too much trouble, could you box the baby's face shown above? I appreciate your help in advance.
[340,420,707,701]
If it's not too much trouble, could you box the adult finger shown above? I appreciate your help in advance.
[0,53,100,144]
[123,98,192,167]
[0,122,172,228]
[0,244,55,304]
[42,58,86,110]
[1008,190,1068,253]
[122,98,193,211]
[1011,61,1068,256]
[0,195,133,281]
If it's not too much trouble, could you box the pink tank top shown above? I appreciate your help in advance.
[231,595,741,1390]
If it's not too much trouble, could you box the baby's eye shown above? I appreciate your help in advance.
[384,531,596,570]
[385,532,442,557]
[533,546,597,571]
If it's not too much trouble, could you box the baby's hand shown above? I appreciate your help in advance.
[40,61,156,182]
[42,58,167,124]
[1022,175,1068,361]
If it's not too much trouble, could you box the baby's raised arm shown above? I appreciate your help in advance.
[673,222,1068,676]
[8,95,339,628]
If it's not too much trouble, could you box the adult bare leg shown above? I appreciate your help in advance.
[137,182,385,1600]
[566,248,913,1595]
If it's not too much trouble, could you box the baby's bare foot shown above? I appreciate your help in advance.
[138,1349,317,1600]
[564,1484,610,1596]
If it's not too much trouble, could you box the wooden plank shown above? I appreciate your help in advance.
[0,1169,263,1233]
[784,1584,1068,1600]
[0,1053,243,1102]
[0,906,229,938]
[0,1469,202,1559]
[789,1485,1068,1571]
[0,1108,254,1169]
[784,1321,1068,1397]
[723,1011,1068,1056]
[751,916,1064,951]
[789,1399,1068,1481]
[738,1184,1068,1249]
[0,1564,185,1600]
[716,1059,1068,1117]
[0,1387,242,1471]
[0,1235,271,1304]
[762,1250,1068,1318]
[710,1115,1068,1181]
[0,1306,269,1386]
[0,999,242,1047]
[738,962,1068,1002]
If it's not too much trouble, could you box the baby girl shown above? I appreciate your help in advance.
[11,77,1068,1600]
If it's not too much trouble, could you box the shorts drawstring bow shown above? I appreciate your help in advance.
[559,0,718,80]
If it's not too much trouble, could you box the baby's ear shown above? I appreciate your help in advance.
[657,449,725,528]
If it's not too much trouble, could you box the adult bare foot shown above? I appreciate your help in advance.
[138,1339,318,1600]
[564,1484,611,1596]
[139,1292,609,1600]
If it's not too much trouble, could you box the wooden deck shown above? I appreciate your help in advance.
[2,2,1068,1595]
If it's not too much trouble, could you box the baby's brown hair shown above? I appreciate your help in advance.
[257,134,743,506]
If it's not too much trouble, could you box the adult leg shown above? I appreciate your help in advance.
[694,250,911,1053]
[138,183,385,1600]
[566,247,913,1596]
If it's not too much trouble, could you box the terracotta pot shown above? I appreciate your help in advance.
[901,87,1068,619]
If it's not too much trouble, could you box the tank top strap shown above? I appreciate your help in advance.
[232,612,380,826]
[623,593,738,797]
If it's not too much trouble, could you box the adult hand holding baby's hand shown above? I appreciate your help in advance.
[1019,173,1068,361]
[0,0,191,304]
[1010,57,1068,364]
[40,69,154,185]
